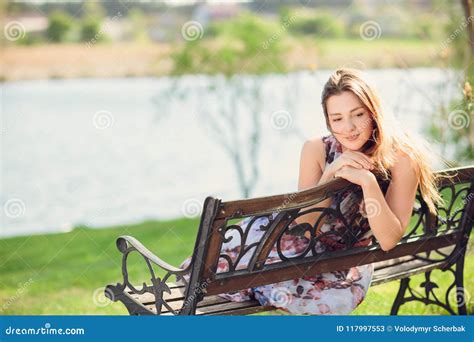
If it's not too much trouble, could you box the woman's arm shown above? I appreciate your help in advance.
[361,152,419,251]
[294,138,332,228]
[335,151,420,251]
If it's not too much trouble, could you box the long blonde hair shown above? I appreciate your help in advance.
[321,68,443,214]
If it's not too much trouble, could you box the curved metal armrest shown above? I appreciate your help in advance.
[116,235,186,273]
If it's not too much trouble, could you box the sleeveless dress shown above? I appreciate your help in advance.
[179,134,391,315]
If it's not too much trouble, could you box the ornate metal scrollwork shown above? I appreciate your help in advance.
[391,259,469,315]
[409,182,472,265]
[105,236,192,315]
[390,178,473,316]
[215,183,376,273]
[218,212,280,272]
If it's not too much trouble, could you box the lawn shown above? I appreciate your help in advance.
[1,216,472,315]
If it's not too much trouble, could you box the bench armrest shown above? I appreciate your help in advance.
[116,235,185,273]
[106,235,191,315]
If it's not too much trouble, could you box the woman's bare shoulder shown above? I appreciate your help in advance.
[301,136,326,170]
[390,150,420,178]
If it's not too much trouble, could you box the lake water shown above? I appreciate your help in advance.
[1,68,462,237]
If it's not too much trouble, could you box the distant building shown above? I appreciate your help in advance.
[6,12,48,33]
[192,3,242,27]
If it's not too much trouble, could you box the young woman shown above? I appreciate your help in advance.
[179,68,442,315]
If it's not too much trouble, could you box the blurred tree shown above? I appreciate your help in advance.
[426,0,473,164]
[414,14,439,40]
[169,13,289,197]
[80,0,105,43]
[46,10,73,43]
[460,0,473,83]
[460,0,474,156]
[288,10,345,38]
[83,0,106,19]
[173,13,286,76]
[80,16,102,42]
[129,8,150,43]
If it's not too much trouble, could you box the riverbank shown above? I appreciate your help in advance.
[1,218,472,315]
[1,38,443,82]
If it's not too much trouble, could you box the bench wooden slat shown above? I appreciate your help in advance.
[373,255,415,271]
[142,294,273,315]
[157,298,272,316]
[125,281,186,304]
[159,295,230,313]
[372,259,447,286]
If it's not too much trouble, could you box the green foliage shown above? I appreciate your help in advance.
[129,8,150,43]
[46,10,73,43]
[425,0,473,164]
[83,0,106,19]
[172,13,287,76]
[426,82,473,164]
[443,6,470,68]
[16,34,43,46]
[414,14,439,40]
[80,16,102,42]
[289,11,345,38]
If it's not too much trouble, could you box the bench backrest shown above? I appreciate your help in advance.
[181,166,474,314]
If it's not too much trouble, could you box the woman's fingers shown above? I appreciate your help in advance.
[342,154,371,169]
[347,153,373,169]
[335,151,375,174]
[346,159,363,169]
[353,151,374,165]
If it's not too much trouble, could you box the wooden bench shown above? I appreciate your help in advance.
[105,166,474,315]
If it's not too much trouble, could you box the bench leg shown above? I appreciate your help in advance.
[453,256,468,315]
[390,278,409,315]
[389,256,469,315]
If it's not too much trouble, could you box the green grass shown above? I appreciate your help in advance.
[0,219,199,315]
[284,37,442,70]
[0,218,472,315]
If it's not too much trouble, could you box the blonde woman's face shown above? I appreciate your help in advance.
[326,91,373,152]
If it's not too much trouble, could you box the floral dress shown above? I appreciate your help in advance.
[179,134,391,315]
